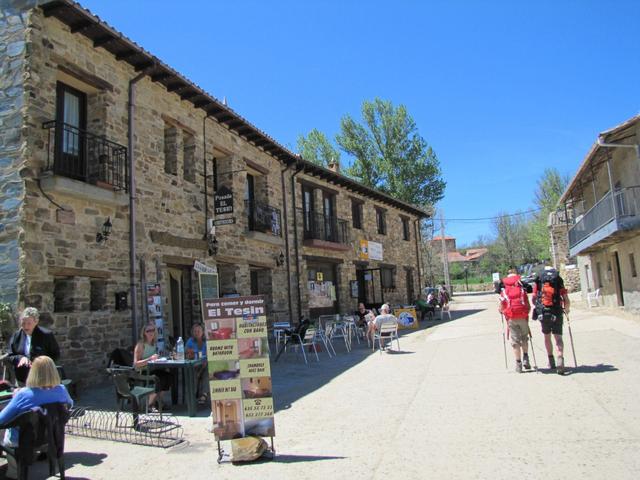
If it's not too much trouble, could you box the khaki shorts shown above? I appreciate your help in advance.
[508,319,529,347]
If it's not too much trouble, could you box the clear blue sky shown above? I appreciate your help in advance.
[79,0,640,245]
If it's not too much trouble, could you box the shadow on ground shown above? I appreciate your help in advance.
[534,364,618,375]
[1,451,107,480]
[233,453,347,465]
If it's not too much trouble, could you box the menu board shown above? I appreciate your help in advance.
[146,283,165,351]
[201,294,276,441]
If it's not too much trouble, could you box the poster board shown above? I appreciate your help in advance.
[146,283,165,351]
[201,294,276,441]
[394,307,419,330]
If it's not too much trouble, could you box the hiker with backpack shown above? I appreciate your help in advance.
[532,265,571,374]
[498,269,532,373]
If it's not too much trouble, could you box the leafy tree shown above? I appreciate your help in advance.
[336,98,445,207]
[534,168,569,213]
[297,129,341,168]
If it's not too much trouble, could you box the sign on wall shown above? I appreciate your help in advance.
[146,283,166,351]
[200,294,276,442]
[359,239,383,261]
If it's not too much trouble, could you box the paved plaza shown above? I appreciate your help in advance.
[7,292,639,479]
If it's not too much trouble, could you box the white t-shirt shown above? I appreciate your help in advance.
[374,313,397,329]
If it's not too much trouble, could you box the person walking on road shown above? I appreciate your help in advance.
[498,269,532,373]
[533,264,571,374]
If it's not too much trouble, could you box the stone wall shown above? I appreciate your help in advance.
[0,2,33,305]
[549,213,580,293]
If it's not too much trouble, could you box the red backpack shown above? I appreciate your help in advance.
[500,275,530,319]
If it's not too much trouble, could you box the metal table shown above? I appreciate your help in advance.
[148,358,206,417]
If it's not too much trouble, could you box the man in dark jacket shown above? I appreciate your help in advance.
[7,307,60,384]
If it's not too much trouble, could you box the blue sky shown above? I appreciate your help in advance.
[79,0,640,245]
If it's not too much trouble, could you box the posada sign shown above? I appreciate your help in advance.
[202,294,276,442]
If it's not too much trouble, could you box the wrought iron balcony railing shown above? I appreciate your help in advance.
[245,199,282,236]
[569,186,640,248]
[43,121,129,191]
[303,211,349,244]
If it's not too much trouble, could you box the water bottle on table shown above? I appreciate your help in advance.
[176,337,185,361]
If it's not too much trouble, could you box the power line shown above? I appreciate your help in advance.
[443,208,542,222]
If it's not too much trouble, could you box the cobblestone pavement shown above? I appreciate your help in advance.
[5,292,639,479]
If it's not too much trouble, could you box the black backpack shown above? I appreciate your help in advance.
[535,269,563,316]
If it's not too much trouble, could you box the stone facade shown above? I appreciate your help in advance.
[0,2,427,386]
[548,212,580,293]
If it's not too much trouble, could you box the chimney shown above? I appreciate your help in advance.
[328,160,340,173]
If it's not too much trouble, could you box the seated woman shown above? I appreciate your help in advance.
[133,324,172,411]
[354,303,371,330]
[185,323,208,405]
[0,356,73,479]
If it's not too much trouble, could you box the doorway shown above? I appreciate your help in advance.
[612,252,624,306]
[356,267,383,310]
[167,266,194,345]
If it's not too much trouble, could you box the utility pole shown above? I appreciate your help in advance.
[440,210,451,291]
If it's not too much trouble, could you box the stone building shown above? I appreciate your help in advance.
[556,115,640,312]
[0,0,428,384]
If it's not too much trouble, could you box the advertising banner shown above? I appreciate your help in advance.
[201,294,276,441]
[394,307,419,330]
[146,283,165,351]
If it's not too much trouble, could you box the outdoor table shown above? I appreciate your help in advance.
[271,321,291,350]
[147,358,206,417]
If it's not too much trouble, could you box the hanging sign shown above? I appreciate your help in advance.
[214,186,234,215]
[194,260,217,274]
[146,283,166,352]
[201,294,276,441]
[214,217,236,226]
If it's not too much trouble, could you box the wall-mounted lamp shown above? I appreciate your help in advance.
[275,251,285,267]
[96,217,112,244]
[207,234,218,256]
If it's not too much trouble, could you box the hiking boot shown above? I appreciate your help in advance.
[522,354,531,370]
[548,355,556,370]
[515,361,523,373]
[557,356,565,375]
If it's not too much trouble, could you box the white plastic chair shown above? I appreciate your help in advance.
[373,322,400,354]
[292,327,319,365]
[587,288,601,308]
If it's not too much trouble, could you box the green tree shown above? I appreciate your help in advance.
[336,98,445,207]
[529,168,570,260]
[297,129,341,168]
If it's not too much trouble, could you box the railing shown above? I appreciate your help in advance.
[43,121,129,191]
[303,211,349,244]
[569,186,640,247]
[245,199,282,236]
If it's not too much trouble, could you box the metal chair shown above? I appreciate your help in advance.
[587,288,601,308]
[373,322,400,354]
[320,314,350,352]
[315,317,336,357]
[107,367,158,430]
[291,327,320,365]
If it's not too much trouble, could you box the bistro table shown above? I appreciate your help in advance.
[147,357,207,417]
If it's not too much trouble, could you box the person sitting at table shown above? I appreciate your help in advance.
[371,304,398,347]
[0,356,73,479]
[7,307,60,385]
[133,323,172,411]
[354,303,371,330]
[185,323,209,405]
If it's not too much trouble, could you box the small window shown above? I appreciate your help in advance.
[376,208,386,235]
[164,125,178,175]
[381,267,395,289]
[54,277,75,312]
[183,131,196,183]
[351,199,363,229]
[90,279,107,311]
[401,217,410,241]
[630,253,637,278]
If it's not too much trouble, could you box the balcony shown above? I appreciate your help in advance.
[303,212,349,249]
[245,199,282,237]
[43,121,129,191]
[569,186,640,256]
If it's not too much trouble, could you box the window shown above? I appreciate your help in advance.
[250,270,260,295]
[302,185,315,234]
[401,217,410,241]
[164,125,178,175]
[183,131,196,183]
[54,277,75,313]
[246,173,256,230]
[351,199,363,229]
[90,280,107,311]
[630,253,637,278]
[376,208,386,235]
[381,267,395,289]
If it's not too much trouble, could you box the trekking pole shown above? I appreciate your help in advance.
[499,313,508,370]
[564,310,578,368]
[527,325,538,371]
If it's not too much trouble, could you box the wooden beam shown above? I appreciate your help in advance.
[180,91,198,100]
[93,35,116,48]
[41,2,66,17]
[70,21,94,33]
[166,82,185,92]
[194,99,211,109]
[151,72,172,82]
[48,266,111,279]
[214,113,233,123]
[134,61,154,72]
[116,50,137,61]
